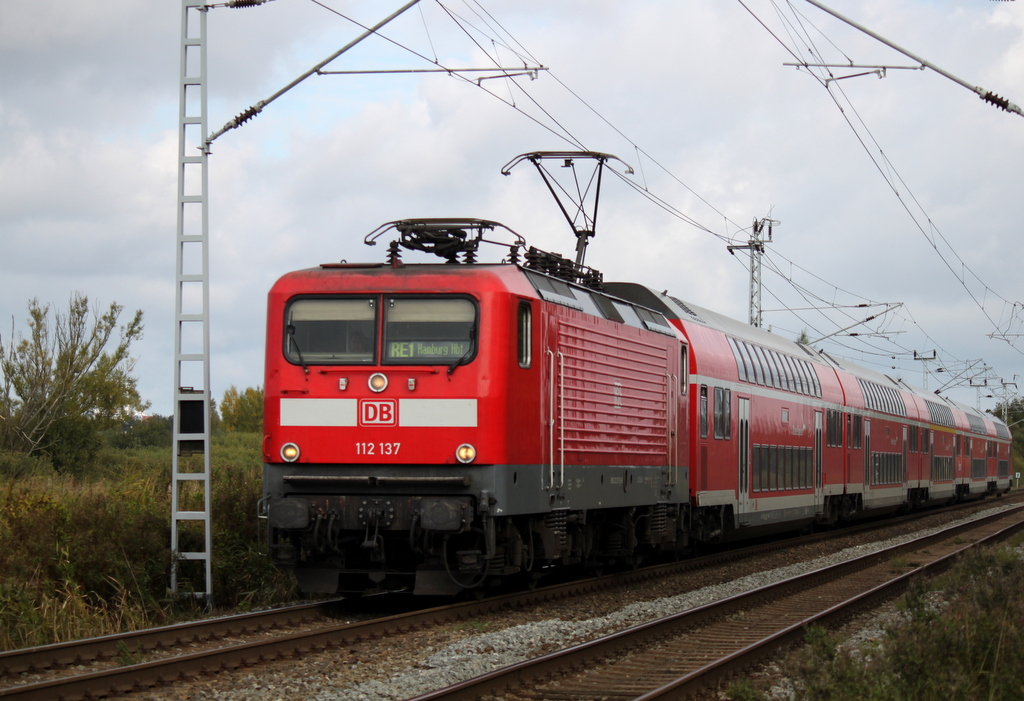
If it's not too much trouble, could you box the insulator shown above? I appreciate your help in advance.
[387,241,402,267]
[227,0,268,8]
[982,91,1011,112]
[234,105,261,126]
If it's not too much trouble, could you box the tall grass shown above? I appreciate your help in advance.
[0,433,293,651]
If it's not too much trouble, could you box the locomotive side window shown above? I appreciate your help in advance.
[384,297,477,365]
[635,307,675,335]
[517,301,532,369]
[285,297,376,364]
[612,302,645,329]
[591,293,625,323]
[680,344,688,393]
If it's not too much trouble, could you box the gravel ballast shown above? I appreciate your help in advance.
[131,500,1021,701]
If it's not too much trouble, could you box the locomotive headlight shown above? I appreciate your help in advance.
[281,443,300,462]
[368,372,388,392]
[456,443,477,464]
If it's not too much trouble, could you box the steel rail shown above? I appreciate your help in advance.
[1,496,1018,699]
[636,512,1024,700]
[407,505,1024,701]
[0,600,349,676]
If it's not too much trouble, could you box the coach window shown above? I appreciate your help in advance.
[285,297,377,365]
[780,354,797,392]
[383,297,477,366]
[741,342,762,386]
[757,346,777,388]
[517,300,532,368]
[766,350,783,390]
[794,358,810,395]
[713,387,731,439]
[728,338,748,382]
[699,385,708,439]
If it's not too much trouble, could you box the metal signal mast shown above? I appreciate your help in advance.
[728,217,777,328]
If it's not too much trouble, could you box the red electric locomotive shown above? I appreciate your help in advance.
[262,218,1013,596]
[263,219,689,595]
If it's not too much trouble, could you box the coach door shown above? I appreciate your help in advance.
[863,419,872,503]
[814,411,823,515]
[737,397,752,526]
[902,425,910,499]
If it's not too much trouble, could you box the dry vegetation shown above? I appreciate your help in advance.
[727,537,1024,701]
[0,430,293,651]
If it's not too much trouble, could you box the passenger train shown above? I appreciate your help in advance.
[261,216,1013,595]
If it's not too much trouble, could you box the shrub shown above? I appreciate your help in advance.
[208,432,294,607]
[0,450,54,479]
[106,415,173,450]
[788,546,1024,700]
[0,431,293,650]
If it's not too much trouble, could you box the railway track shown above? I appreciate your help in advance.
[1,495,1020,701]
[409,504,1024,701]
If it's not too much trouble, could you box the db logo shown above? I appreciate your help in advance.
[359,399,397,426]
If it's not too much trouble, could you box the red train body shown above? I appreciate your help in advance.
[262,219,1012,595]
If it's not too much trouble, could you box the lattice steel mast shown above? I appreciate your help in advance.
[727,217,776,328]
[172,0,213,599]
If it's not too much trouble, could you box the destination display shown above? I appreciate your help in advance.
[387,340,470,360]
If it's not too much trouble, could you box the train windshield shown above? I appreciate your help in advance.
[383,297,476,365]
[285,297,376,365]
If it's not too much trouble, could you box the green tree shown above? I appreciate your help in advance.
[990,396,1024,467]
[0,294,146,467]
[107,413,173,450]
[218,385,263,433]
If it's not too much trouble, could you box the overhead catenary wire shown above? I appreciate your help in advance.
[440,0,1016,390]
[253,0,1011,396]
[802,0,1024,117]
[738,0,1024,363]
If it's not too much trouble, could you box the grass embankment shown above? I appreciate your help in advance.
[0,433,293,651]
[727,537,1024,700]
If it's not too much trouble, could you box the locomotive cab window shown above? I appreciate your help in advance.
[285,297,376,364]
[384,297,477,365]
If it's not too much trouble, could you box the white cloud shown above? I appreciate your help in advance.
[1,0,1022,413]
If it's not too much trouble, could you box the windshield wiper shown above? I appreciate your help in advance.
[286,324,309,376]
[447,324,475,377]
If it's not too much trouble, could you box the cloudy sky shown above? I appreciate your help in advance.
[2,0,1023,416]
